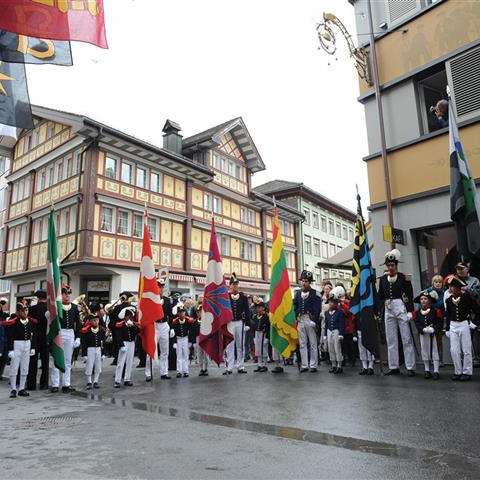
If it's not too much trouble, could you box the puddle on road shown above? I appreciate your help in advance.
[71,390,479,474]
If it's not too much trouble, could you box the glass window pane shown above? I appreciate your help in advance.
[147,217,158,241]
[118,211,129,235]
[121,162,132,183]
[105,156,117,179]
[137,167,147,189]
[101,207,113,232]
[133,214,142,237]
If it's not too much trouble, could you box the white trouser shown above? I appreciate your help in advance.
[85,347,102,384]
[298,316,318,369]
[176,337,189,374]
[357,330,375,369]
[419,333,439,373]
[50,329,75,387]
[197,342,209,371]
[384,299,416,370]
[225,320,245,370]
[10,340,31,391]
[272,347,282,365]
[145,322,169,377]
[115,341,135,383]
[449,320,473,375]
[327,329,343,366]
[254,331,268,367]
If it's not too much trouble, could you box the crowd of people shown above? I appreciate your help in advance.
[1,248,479,399]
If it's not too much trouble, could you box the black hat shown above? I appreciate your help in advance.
[414,290,439,304]
[455,261,469,270]
[255,301,266,309]
[61,284,72,295]
[89,302,101,313]
[16,302,28,312]
[34,290,47,300]
[157,278,166,287]
[384,249,401,265]
[300,270,313,282]
[120,291,133,299]
[445,275,467,289]
[86,314,100,322]
[328,292,339,303]
[229,272,239,285]
[170,290,182,298]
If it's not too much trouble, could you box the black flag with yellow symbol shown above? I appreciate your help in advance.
[0,31,72,65]
[0,61,33,128]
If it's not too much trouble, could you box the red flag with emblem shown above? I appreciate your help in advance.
[138,212,163,359]
[0,0,108,48]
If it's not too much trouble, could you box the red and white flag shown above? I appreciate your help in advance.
[199,219,233,366]
[138,212,163,359]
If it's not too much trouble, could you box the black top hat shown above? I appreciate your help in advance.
[445,275,467,289]
[414,290,438,304]
[34,290,47,300]
[300,270,314,282]
[89,302,101,313]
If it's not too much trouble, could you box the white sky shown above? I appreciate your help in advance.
[26,0,370,213]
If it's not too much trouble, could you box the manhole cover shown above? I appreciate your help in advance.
[13,416,81,430]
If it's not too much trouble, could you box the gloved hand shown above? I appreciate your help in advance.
[83,356,88,361]
[30,349,35,356]
[169,329,175,338]
[323,336,327,342]
[8,351,14,359]
[101,355,105,361]
[126,320,133,327]
[469,322,477,331]
[244,326,250,332]
[406,312,413,321]
[120,345,127,352]
[173,344,177,350]
[353,337,358,343]
[424,326,434,334]
[308,320,316,328]
[338,336,344,341]
[73,338,81,349]
[188,343,192,348]
[445,331,450,338]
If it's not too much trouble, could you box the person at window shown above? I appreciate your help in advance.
[430,99,449,129]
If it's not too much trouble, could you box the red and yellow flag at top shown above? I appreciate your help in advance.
[138,211,164,359]
[0,0,108,48]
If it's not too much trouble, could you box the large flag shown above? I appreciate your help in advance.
[199,219,233,366]
[0,31,72,65]
[449,101,480,259]
[138,212,164,359]
[0,61,33,128]
[349,194,379,357]
[0,0,108,48]
[269,207,298,357]
[46,207,65,372]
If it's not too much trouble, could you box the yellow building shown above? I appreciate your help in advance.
[2,106,302,304]
[349,0,480,289]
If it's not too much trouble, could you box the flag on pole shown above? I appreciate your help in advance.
[0,0,108,48]
[138,211,164,359]
[199,219,233,366]
[349,193,379,357]
[0,31,72,65]
[449,101,480,259]
[269,207,298,357]
[46,207,65,372]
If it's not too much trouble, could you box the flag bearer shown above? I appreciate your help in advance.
[378,250,416,377]
[114,307,139,388]
[6,304,36,398]
[324,292,346,374]
[445,275,480,381]
[413,290,443,380]
[81,315,106,389]
[293,270,322,373]
[253,302,270,372]
[171,303,195,378]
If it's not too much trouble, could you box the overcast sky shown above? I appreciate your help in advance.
[26,0,370,213]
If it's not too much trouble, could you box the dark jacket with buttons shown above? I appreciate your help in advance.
[229,292,251,326]
[413,308,443,334]
[378,273,414,312]
[324,308,346,337]
[60,303,81,338]
[172,316,195,339]
[445,294,480,331]
[115,320,140,346]
[5,317,36,351]
[293,288,322,323]
[81,326,107,356]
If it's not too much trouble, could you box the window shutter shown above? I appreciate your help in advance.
[387,0,420,26]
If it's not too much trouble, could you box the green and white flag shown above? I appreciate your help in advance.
[46,208,65,372]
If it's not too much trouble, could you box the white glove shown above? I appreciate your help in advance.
[83,356,88,361]
[338,335,344,341]
[120,345,127,352]
[30,349,35,356]
[308,320,316,328]
[244,326,250,332]
[101,355,105,361]
[469,322,477,331]
[169,329,175,338]
[126,320,133,327]
[445,331,450,338]
[73,338,81,348]
[173,344,177,349]
[8,350,14,359]
[353,337,358,343]
[406,312,412,321]
[323,336,327,341]
[188,343,192,348]
[427,327,435,334]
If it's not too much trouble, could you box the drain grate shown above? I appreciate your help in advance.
[13,416,81,430]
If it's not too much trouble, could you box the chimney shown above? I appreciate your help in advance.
[162,119,183,154]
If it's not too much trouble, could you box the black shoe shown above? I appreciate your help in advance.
[272,366,284,373]
[407,370,416,377]
[50,387,59,393]
[253,367,262,372]
[161,375,171,380]
[310,368,318,373]
[124,381,133,386]
[367,368,374,376]
[433,372,440,380]
[18,389,30,397]
[238,369,247,374]
[136,364,145,368]
[385,369,400,376]
[460,374,472,382]
[176,373,182,378]
[424,371,432,379]
[145,376,152,382]
[183,373,189,378]
[329,367,336,374]
[93,383,100,389]
[86,383,93,390]
[334,367,343,374]
[198,370,205,376]
[358,369,368,375]
[9,390,16,398]
[222,370,232,375]
[62,386,76,393]
[300,368,309,373]
[114,382,121,388]
[452,374,461,381]
[260,367,268,372]
[203,371,209,376]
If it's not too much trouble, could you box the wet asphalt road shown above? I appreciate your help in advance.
[1,360,479,480]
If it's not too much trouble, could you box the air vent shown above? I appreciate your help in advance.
[388,0,418,24]
[448,46,480,120]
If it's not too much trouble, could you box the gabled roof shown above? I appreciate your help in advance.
[254,179,356,222]
[182,117,266,173]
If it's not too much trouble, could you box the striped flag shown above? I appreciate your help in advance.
[138,211,163,359]
[449,101,480,259]
[46,208,65,372]
[269,207,298,357]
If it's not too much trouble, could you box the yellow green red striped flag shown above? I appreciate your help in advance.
[269,208,298,357]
